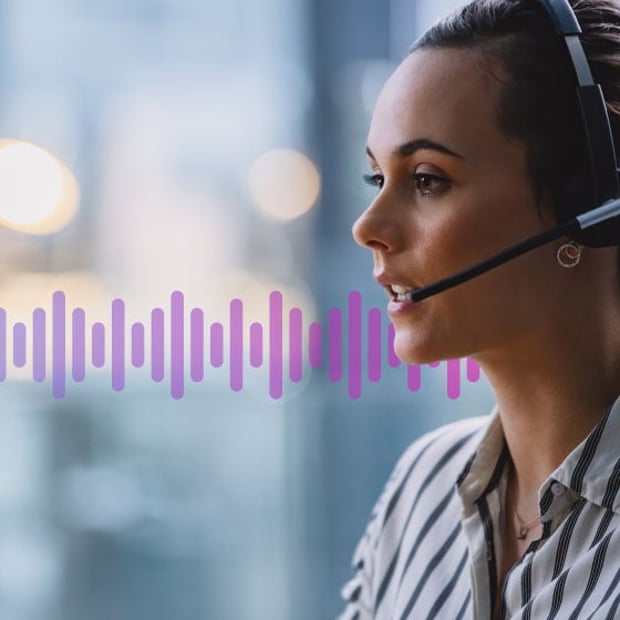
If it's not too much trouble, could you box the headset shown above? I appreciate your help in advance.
[409,0,620,302]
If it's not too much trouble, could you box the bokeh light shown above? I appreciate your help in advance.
[0,140,80,234]
[247,148,321,221]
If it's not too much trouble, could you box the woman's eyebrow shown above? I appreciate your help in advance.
[366,138,464,161]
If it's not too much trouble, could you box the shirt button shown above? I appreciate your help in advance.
[551,482,565,496]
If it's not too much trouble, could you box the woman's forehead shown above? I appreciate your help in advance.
[367,47,509,161]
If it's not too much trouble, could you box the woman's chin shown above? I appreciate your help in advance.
[393,335,441,366]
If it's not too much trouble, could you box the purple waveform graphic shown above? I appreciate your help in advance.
[0,289,483,400]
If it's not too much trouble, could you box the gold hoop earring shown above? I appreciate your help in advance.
[556,241,583,268]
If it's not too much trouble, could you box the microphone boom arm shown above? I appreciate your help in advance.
[409,196,620,302]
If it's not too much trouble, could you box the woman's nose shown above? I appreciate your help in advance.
[351,196,406,252]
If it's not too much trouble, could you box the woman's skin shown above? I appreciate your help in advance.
[353,47,620,603]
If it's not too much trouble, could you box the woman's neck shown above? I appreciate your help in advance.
[475,309,620,506]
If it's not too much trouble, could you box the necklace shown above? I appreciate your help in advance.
[515,510,541,540]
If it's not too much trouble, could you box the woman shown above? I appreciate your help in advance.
[339,0,620,618]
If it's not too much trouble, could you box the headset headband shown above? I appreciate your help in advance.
[538,0,620,245]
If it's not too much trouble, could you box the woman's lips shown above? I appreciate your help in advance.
[390,284,417,301]
[387,296,417,315]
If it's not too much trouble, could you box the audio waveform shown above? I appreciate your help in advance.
[0,290,481,400]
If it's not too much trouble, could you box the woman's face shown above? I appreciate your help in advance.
[353,47,564,365]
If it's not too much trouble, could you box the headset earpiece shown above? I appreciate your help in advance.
[539,0,620,247]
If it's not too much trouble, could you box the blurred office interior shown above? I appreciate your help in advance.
[0,0,494,618]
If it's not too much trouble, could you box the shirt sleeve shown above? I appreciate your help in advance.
[336,446,413,620]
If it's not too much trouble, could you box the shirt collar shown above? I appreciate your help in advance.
[550,393,620,515]
[456,405,506,509]
[456,394,620,515]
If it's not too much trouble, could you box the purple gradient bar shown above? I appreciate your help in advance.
[328,308,342,383]
[289,308,302,383]
[467,357,481,382]
[230,298,243,392]
[131,323,145,368]
[32,308,45,382]
[72,309,86,382]
[0,309,5,381]
[171,291,184,399]
[269,291,283,399]
[348,291,362,399]
[368,308,382,382]
[52,291,66,398]
[151,308,164,382]
[407,364,422,392]
[112,299,125,391]
[190,309,204,381]
[92,323,105,368]
[447,358,461,399]
[387,323,400,368]
[249,322,263,368]
[308,322,322,369]
[210,323,224,368]
[13,322,26,368]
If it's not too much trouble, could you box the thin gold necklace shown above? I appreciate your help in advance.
[514,510,541,540]
[507,460,540,540]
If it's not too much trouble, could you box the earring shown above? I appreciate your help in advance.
[556,241,583,268]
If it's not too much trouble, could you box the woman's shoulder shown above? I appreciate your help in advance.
[388,414,491,490]
[339,415,492,618]
[357,414,492,555]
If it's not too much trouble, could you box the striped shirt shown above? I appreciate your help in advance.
[339,394,620,619]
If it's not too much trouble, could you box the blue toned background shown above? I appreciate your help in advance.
[0,0,495,618]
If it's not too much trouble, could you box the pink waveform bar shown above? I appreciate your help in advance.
[131,323,145,368]
[269,291,283,399]
[72,309,86,382]
[151,308,164,382]
[348,291,362,399]
[112,299,125,391]
[171,291,184,399]
[33,308,45,382]
[368,308,382,382]
[230,298,243,392]
[447,358,460,400]
[289,308,302,383]
[210,323,223,368]
[92,322,105,368]
[52,291,65,398]
[249,322,263,368]
[467,358,481,382]
[190,309,204,381]
[13,322,26,368]
[328,308,342,383]
[407,365,421,392]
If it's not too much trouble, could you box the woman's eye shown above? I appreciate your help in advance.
[362,172,384,190]
[414,173,449,197]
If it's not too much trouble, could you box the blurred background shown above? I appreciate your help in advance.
[0,0,496,618]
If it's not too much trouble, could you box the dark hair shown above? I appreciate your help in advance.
[410,0,620,225]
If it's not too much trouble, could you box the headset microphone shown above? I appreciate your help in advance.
[410,0,620,303]
[409,196,620,302]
